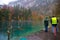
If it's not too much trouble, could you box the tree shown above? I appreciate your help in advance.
[0,7,10,21]
[23,8,32,20]
[0,7,10,28]
[2,8,10,20]
[13,5,32,20]
[13,5,20,20]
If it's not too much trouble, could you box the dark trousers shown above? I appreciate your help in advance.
[45,25,48,32]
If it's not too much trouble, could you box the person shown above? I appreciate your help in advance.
[44,17,49,32]
[50,16,58,37]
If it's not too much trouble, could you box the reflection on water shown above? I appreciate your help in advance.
[0,20,44,40]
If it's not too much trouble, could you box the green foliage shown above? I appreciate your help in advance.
[13,5,32,20]
[21,8,32,20]
[0,8,10,21]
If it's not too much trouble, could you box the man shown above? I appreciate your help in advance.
[44,17,49,32]
[51,16,58,36]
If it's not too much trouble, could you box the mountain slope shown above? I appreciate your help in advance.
[8,0,56,15]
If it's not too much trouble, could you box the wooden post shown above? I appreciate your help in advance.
[7,30,10,40]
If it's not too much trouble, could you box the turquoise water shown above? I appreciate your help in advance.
[20,37,27,40]
[0,21,44,40]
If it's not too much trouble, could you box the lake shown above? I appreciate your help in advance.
[0,20,44,40]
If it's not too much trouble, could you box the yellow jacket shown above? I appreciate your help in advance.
[51,17,57,24]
